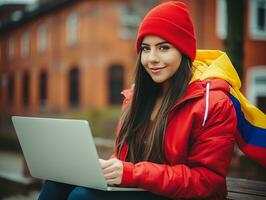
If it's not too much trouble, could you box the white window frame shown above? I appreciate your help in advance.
[37,24,47,52]
[118,5,141,40]
[1,73,7,87]
[66,12,79,47]
[21,32,30,58]
[8,37,15,60]
[249,0,266,40]
[216,0,227,40]
[247,67,266,105]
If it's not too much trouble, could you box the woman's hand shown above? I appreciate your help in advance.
[99,158,123,185]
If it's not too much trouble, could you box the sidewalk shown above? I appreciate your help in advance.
[0,150,40,200]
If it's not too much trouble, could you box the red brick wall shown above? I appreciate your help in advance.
[0,0,136,115]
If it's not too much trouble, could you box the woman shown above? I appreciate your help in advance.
[39,1,265,199]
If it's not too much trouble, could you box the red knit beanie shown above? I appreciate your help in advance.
[136,1,196,61]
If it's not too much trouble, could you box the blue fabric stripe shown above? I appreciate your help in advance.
[229,94,266,148]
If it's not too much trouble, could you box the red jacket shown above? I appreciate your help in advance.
[115,78,237,199]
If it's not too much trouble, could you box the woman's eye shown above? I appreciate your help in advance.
[141,46,150,52]
[159,45,170,51]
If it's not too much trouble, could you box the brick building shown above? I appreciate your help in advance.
[0,0,265,139]
[0,0,141,115]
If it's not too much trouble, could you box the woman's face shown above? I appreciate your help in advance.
[141,35,182,85]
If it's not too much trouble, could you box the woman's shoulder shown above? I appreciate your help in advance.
[182,78,232,108]
[193,80,236,128]
[178,79,235,122]
[121,88,134,101]
[120,87,134,111]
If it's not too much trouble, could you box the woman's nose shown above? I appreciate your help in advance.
[147,49,160,63]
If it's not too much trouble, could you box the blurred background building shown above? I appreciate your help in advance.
[0,0,265,197]
[0,0,154,140]
[0,0,266,139]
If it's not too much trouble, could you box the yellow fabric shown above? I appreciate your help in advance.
[191,50,266,129]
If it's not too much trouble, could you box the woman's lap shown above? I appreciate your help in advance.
[38,181,75,200]
[39,181,170,200]
[69,187,169,200]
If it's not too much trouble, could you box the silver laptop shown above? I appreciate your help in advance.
[12,116,143,191]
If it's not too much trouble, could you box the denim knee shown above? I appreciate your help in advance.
[38,181,74,200]
[68,187,95,200]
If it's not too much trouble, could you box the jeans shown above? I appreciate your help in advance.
[38,181,170,200]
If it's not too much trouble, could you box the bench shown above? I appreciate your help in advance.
[0,173,41,198]
[0,176,266,199]
[227,177,266,200]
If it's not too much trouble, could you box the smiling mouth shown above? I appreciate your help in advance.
[149,67,166,73]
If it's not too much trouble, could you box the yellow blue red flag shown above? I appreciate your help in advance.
[193,50,266,167]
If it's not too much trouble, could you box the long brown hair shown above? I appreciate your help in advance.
[116,52,192,164]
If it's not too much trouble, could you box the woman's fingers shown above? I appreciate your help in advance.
[100,159,122,170]
[103,171,119,180]
[102,166,113,174]
[99,158,114,169]
[106,177,121,185]
[98,158,123,185]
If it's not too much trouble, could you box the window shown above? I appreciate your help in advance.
[249,0,266,40]
[247,67,266,112]
[21,32,30,58]
[0,77,1,102]
[66,13,79,47]
[11,10,23,22]
[37,24,47,52]
[8,74,14,105]
[1,74,7,87]
[118,2,158,40]
[257,96,266,113]
[39,71,47,108]
[8,37,14,60]
[22,71,29,106]
[0,74,7,104]
[118,5,141,40]
[69,68,79,107]
[216,0,227,39]
[108,65,124,104]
